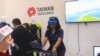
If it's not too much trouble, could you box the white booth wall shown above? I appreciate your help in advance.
[0,0,100,56]
[0,0,5,21]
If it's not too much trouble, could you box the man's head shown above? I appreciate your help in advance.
[12,18,21,27]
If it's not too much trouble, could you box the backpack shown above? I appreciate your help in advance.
[30,23,42,47]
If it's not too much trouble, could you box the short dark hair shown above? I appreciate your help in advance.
[12,18,21,25]
[47,17,61,31]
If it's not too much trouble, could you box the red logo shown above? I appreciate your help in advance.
[1,30,5,33]
[27,7,36,17]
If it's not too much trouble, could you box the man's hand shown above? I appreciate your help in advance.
[0,35,13,53]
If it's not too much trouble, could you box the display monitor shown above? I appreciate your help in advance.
[65,0,100,23]
[93,46,100,56]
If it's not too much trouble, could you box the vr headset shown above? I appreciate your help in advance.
[0,22,13,42]
[48,17,58,25]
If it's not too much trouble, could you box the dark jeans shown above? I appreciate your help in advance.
[57,48,66,56]
[48,47,66,56]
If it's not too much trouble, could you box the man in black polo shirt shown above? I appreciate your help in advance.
[11,18,33,56]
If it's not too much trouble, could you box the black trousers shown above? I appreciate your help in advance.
[48,47,66,56]
[57,49,66,56]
